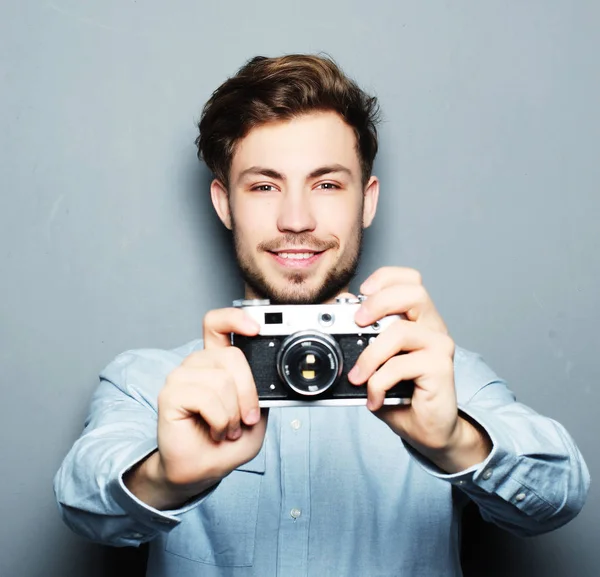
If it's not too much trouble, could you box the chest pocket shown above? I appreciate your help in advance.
[165,448,266,567]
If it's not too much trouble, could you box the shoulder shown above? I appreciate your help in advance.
[99,339,204,395]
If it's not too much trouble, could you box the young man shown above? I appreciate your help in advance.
[55,55,589,576]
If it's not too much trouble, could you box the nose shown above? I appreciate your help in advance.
[276,190,316,233]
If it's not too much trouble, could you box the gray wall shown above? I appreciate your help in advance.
[1,1,598,576]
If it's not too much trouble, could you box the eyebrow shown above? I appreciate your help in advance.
[237,164,353,183]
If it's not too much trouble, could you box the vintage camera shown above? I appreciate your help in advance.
[231,295,414,407]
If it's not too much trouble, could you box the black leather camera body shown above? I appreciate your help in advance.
[231,295,415,407]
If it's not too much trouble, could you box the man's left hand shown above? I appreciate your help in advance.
[348,266,492,473]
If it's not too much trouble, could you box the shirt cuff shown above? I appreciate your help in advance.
[403,405,557,519]
[109,439,218,534]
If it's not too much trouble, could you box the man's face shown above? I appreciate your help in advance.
[211,111,378,304]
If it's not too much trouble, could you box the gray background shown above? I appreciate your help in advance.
[1,1,598,576]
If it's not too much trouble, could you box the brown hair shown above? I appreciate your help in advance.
[195,54,380,187]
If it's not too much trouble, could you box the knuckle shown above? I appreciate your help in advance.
[368,374,384,393]
[211,412,229,432]
[408,268,423,285]
[202,309,219,332]
[436,334,455,357]
[445,335,456,356]
[376,266,393,279]
[165,366,187,388]
[444,355,455,373]
[435,355,454,379]
[414,284,428,304]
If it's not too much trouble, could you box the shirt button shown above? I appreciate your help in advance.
[482,468,493,480]
[290,419,302,430]
[290,508,302,519]
[515,492,527,502]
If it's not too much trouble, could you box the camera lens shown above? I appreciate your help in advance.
[277,331,343,396]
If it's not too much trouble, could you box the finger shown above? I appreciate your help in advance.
[194,378,237,443]
[360,267,422,295]
[164,366,241,441]
[203,307,260,349]
[366,353,423,411]
[216,347,261,426]
[160,372,233,442]
[357,284,447,332]
[181,348,261,427]
[355,284,431,326]
[366,350,453,410]
[206,368,244,441]
[348,319,454,385]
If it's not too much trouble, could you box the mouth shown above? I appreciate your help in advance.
[268,249,325,269]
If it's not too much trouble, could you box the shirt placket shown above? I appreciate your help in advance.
[277,406,311,576]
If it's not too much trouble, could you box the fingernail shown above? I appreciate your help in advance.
[245,408,260,425]
[229,427,242,441]
[348,366,360,383]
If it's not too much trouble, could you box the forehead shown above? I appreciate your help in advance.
[231,111,361,178]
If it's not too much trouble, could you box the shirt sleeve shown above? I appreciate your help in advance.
[53,341,212,548]
[404,347,591,537]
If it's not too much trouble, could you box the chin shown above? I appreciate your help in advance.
[241,256,355,305]
[267,286,322,305]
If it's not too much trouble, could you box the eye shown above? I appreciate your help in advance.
[316,182,340,190]
[251,184,277,192]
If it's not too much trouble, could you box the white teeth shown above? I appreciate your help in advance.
[278,252,315,260]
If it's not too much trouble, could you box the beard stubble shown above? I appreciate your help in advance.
[231,217,364,305]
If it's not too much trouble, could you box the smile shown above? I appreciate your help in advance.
[269,250,325,268]
[277,252,316,259]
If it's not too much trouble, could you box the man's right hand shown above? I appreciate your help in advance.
[124,307,267,510]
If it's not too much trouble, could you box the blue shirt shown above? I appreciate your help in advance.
[54,339,589,577]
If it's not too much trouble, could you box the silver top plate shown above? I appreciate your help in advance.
[233,299,400,337]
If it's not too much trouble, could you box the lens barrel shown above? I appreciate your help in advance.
[276,331,343,396]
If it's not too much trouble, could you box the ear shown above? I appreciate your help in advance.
[210,179,232,230]
[362,175,379,228]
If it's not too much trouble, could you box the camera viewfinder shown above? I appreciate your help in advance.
[265,312,283,325]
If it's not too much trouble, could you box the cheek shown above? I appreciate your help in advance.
[234,199,279,236]
[314,198,362,238]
